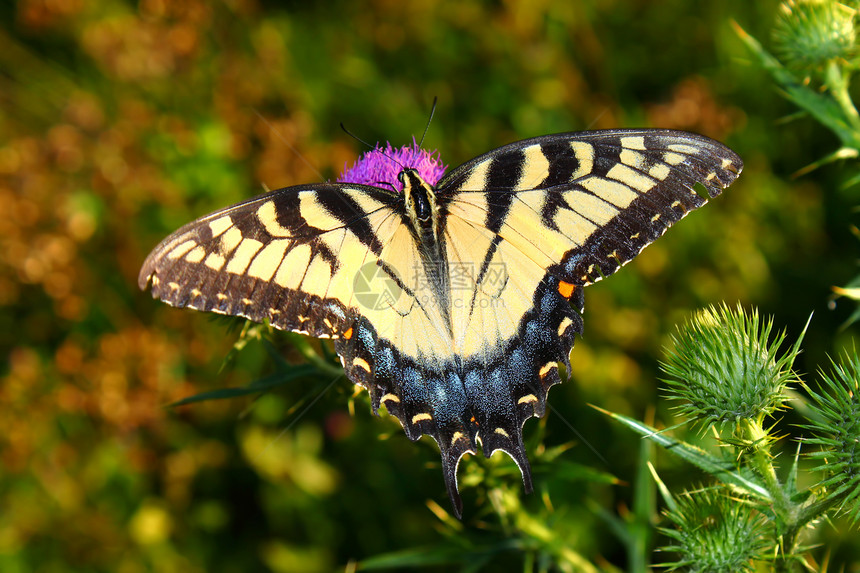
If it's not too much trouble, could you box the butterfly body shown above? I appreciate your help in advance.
[140,129,742,517]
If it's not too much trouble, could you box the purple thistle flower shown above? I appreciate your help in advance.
[337,139,447,192]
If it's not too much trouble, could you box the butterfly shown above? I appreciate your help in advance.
[139,128,742,517]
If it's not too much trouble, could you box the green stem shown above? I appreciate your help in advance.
[741,418,800,572]
[743,418,790,513]
[759,492,842,573]
[825,59,860,142]
[774,492,844,573]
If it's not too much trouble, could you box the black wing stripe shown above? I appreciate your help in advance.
[315,190,387,255]
[482,155,518,233]
[539,140,583,188]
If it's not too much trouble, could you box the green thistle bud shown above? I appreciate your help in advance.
[772,0,858,73]
[661,305,800,427]
[802,351,860,521]
[657,488,771,572]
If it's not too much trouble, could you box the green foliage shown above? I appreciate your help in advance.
[737,1,860,156]
[605,307,858,571]
[737,0,860,326]
[602,3,860,569]
[596,407,771,501]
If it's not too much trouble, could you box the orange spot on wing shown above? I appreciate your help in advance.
[558,281,575,299]
[344,327,353,340]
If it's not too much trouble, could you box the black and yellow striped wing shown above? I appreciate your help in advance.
[140,128,742,517]
[139,183,404,338]
[439,129,740,286]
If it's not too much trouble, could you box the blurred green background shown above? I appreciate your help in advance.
[1,0,858,571]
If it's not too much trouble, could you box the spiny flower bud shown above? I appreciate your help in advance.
[772,0,858,73]
[661,305,800,427]
[658,488,771,572]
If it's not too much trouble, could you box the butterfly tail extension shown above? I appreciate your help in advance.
[390,373,480,519]
[430,372,481,519]
[463,367,535,494]
[395,366,479,519]
[462,275,583,497]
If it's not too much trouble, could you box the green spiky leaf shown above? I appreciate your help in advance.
[593,406,772,501]
[801,351,860,522]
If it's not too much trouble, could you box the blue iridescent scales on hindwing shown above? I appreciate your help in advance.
[139,128,743,518]
[334,275,583,515]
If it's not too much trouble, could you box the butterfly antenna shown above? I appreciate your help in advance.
[584,107,609,130]
[252,108,325,182]
[418,96,438,149]
[340,122,404,170]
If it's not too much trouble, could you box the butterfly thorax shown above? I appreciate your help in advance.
[399,167,453,329]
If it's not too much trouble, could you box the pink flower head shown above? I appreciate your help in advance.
[337,139,447,192]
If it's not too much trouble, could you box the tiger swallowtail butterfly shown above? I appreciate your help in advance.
[140,128,742,517]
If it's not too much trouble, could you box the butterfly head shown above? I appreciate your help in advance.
[400,168,437,223]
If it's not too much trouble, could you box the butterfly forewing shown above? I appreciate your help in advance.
[438,129,742,285]
[139,183,402,338]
